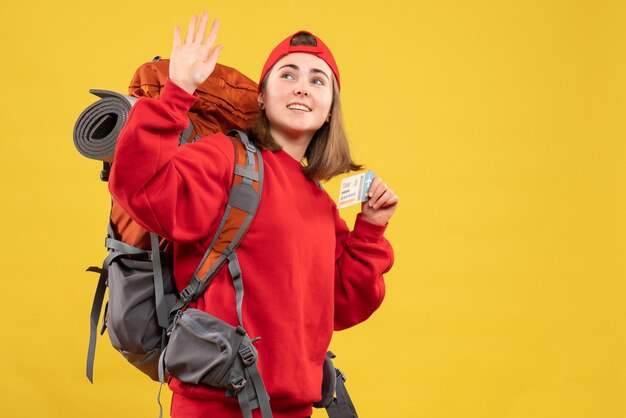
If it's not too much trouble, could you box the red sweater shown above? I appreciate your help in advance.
[109,79,394,418]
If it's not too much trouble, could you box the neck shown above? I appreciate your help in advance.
[269,127,313,161]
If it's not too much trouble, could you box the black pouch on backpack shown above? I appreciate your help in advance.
[164,308,256,389]
[164,307,274,417]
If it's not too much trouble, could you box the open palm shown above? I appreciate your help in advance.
[169,12,223,94]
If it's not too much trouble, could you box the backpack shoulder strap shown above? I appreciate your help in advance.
[175,131,263,313]
[171,131,271,417]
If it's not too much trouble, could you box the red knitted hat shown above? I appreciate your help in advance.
[259,31,340,90]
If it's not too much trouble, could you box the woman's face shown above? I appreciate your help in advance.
[260,53,334,143]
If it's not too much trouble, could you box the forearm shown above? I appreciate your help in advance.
[109,80,200,239]
[333,214,394,330]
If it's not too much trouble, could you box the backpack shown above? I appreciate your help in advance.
[75,57,358,418]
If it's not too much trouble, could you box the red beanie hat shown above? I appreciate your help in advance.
[259,31,340,90]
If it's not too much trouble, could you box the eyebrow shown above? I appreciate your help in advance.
[277,64,330,80]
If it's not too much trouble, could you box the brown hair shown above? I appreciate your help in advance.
[248,33,362,182]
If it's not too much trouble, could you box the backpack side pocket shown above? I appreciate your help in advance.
[107,257,177,380]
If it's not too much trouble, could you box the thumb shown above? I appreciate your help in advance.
[207,44,224,66]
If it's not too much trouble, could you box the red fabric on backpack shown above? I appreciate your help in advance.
[112,59,259,249]
[128,59,259,138]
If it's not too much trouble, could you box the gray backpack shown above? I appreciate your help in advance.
[87,130,273,417]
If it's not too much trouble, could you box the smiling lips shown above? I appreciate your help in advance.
[287,103,312,112]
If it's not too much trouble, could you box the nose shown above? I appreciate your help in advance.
[294,84,309,96]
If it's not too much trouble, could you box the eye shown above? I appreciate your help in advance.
[281,72,295,80]
[312,78,324,86]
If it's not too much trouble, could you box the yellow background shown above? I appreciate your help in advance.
[1,0,625,417]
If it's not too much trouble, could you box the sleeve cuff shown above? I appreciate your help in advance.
[158,78,199,117]
[352,213,388,243]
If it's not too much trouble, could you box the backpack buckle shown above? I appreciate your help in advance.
[245,142,256,153]
[335,367,347,383]
[179,287,194,303]
[100,162,111,182]
[239,345,256,367]
[228,374,247,391]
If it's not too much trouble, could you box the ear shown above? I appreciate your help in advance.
[258,92,265,110]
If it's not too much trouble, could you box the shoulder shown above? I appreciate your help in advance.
[317,183,338,210]
[171,132,241,185]
[181,132,237,165]
[313,182,345,225]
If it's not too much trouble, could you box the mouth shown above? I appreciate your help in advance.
[287,103,312,112]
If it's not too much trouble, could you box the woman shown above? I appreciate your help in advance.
[110,11,399,418]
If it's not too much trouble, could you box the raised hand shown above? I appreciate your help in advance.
[361,176,399,226]
[169,12,223,94]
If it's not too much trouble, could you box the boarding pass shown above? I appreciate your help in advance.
[337,171,375,208]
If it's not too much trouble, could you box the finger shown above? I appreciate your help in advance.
[367,182,382,206]
[206,44,224,70]
[371,189,391,209]
[185,15,198,44]
[368,182,387,207]
[367,176,382,198]
[373,189,399,209]
[194,11,208,44]
[201,19,221,58]
[387,193,400,207]
[173,26,181,48]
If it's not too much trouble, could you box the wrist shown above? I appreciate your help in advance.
[169,77,197,95]
[352,213,388,243]
[360,212,388,226]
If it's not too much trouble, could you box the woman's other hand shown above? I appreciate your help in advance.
[361,177,399,226]
[169,12,223,94]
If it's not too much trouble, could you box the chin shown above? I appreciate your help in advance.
[278,122,317,137]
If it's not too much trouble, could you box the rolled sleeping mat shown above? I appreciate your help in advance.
[73,90,138,162]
